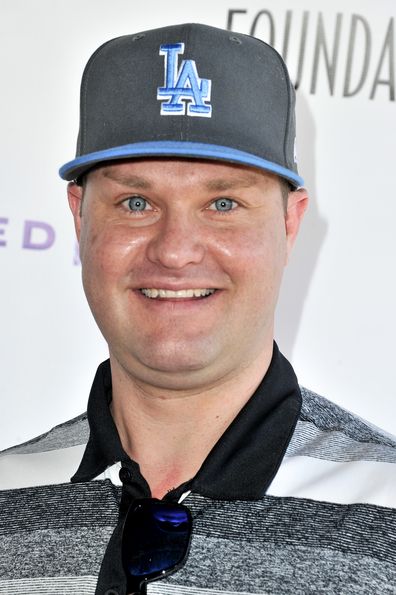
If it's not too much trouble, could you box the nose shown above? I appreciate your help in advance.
[146,211,205,269]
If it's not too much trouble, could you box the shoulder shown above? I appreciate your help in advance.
[297,386,396,457]
[0,414,89,490]
[268,387,396,508]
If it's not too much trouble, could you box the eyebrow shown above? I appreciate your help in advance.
[101,169,263,191]
[102,170,152,189]
[204,174,261,191]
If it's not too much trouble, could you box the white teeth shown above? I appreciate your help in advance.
[140,288,215,299]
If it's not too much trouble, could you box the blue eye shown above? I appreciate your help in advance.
[127,196,147,211]
[212,198,236,212]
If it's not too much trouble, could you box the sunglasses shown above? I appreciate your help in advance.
[122,497,193,594]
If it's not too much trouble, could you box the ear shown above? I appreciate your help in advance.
[285,188,309,262]
[67,182,83,241]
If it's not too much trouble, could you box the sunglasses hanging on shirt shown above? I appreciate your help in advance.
[121,497,193,594]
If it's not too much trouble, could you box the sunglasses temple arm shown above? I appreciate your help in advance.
[129,584,147,595]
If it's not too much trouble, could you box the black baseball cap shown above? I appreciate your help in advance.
[59,23,303,188]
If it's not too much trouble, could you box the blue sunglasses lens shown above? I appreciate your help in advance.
[122,499,192,590]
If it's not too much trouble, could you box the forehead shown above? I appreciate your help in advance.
[87,158,281,191]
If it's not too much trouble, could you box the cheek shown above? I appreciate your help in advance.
[79,221,147,283]
[233,223,288,332]
[216,219,287,283]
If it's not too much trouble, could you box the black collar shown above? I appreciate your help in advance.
[72,343,301,500]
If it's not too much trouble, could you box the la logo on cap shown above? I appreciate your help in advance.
[157,43,212,118]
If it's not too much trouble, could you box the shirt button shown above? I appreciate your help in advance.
[119,466,132,484]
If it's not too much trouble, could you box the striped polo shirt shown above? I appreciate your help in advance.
[1,345,396,594]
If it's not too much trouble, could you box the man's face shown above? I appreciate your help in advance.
[68,159,307,390]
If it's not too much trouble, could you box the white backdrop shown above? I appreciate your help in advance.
[1,0,395,450]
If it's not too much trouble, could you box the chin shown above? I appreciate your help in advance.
[141,352,211,375]
[130,338,221,379]
[126,358,215,392]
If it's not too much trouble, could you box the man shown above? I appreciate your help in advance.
[1,22,396,595]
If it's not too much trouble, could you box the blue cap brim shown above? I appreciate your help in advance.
[59,141,304,188]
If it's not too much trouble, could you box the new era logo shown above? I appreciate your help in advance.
[157,43,212,117]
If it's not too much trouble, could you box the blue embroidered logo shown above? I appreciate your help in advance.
[157,43,212,118]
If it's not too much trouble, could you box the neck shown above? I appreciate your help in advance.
[110,345,274,498]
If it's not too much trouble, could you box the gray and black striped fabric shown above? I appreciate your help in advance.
[1,386,396,594]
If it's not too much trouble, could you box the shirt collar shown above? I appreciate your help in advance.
[72,343,301,500]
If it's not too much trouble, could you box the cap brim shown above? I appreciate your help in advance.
[59,141,304,188]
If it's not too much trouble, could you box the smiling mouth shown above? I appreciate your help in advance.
[140,288,216,299]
